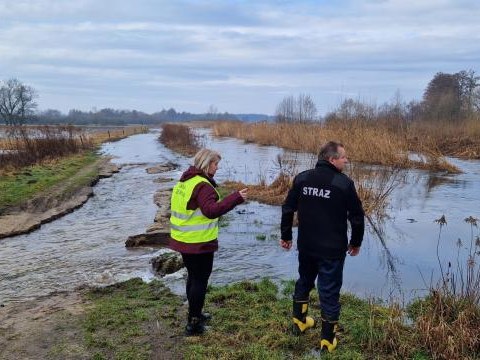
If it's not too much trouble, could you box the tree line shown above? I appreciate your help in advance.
[0,79,269,126]
[275,69,480,123]
[2,70,479,126]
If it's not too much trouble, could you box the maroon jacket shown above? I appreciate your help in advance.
[169,166,244,254]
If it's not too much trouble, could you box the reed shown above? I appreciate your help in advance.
[0,125,93,172]
[88,126,148,145]
[407,118,480,159]
[212,120,460,173]
[405,216,480,359]
[222,173,292,207]
[159,123,200,156]
[0,125,147,173]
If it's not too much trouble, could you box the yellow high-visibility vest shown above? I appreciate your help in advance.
[170,175,220,243]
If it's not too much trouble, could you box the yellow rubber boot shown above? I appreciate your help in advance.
[320,319,338,353]
[292,299,315,334]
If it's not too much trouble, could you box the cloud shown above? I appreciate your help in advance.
[0,0,479,114]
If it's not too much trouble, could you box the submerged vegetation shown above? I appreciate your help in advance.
[209,114,469,221]
[211,120,460,173]
[82,218,478,360]
[78,230,480,360]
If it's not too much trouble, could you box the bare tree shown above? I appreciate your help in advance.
[0,78,37,126]
[275,94,317,123]
[297,93,317,123]
[456,69,480,116]
[206,104,219,120]
[275,95,295,123]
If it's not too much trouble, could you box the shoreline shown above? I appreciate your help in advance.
[0,156,119,240]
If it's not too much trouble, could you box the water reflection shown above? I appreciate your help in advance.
[1,129,479,303]
[425,173,467,194]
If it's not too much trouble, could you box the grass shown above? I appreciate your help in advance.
[407,119,480,159]
[211,120,460,173]
[0,151,99,213]
[221,173,292,206]
[184,278,479,360]
[88,126,149,145]
[0,125,148,214]
[0,125,148,171]
[83,278,183,360]
[212,121,456,221]
[220,169,394,219]
[74,267,479,359]
[183,279,412,360]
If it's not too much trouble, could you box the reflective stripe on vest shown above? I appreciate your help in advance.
[170,175,220,243]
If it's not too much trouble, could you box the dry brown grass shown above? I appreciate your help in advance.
[347,163,407,219]
[413,292,480,360]
[0,126,94,171]
[0,125,148,172]
[213,120,458,219]
[159,123,200,156]
[221,169,393,218]
[212,120,460,173]
[407,119,480,159]
[88,126,148,144]
[222,173,292,206]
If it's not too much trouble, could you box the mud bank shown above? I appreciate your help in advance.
[0,157,119,239]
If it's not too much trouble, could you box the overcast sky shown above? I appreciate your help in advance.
[1,0,479,115]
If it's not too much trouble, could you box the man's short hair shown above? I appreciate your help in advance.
[318,141,344,161]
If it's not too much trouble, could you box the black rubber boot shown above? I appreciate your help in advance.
[320,319,338,353]
[292,299,315,335]
[200,312,212,323]
[185,316,206,336]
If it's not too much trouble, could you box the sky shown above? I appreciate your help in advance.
[1,0,479,115]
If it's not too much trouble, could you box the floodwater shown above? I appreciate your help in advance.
[0,129,479,304]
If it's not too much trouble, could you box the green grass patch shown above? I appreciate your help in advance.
[77,277,479,359]
[0,151,99,212]
[83,278,183,360]
[185,279,422,360]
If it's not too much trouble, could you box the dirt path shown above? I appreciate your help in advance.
[0,157,119,239]
[0,291,90,359]
[0,285,185,360]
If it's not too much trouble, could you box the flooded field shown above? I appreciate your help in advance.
[0,129,479,304]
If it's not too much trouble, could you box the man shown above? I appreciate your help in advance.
[280,141,365,353]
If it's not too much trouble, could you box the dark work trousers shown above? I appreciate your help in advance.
[294,252,346,322]
[181,252,214,319]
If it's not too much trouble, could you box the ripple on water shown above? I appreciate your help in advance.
[1,130,480,303]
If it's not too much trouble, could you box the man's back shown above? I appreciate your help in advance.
[281,160,364,259]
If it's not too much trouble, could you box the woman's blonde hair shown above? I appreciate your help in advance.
[194,148,221,174]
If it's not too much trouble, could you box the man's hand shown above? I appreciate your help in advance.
[347,245,360,256]
[280,240,292,250]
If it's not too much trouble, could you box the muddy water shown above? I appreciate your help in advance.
[0,131,188,303]
[1,129,479,304]
[196,129,480,300]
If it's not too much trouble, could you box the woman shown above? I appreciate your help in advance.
[170,148,248,336]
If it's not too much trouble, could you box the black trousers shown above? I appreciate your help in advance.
[181,252,214,318]
[294,252,345,322]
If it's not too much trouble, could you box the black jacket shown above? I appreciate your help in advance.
[281,160,365,259]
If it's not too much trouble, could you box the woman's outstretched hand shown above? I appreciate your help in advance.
[280,240,292,250]
[239,188,248,200]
